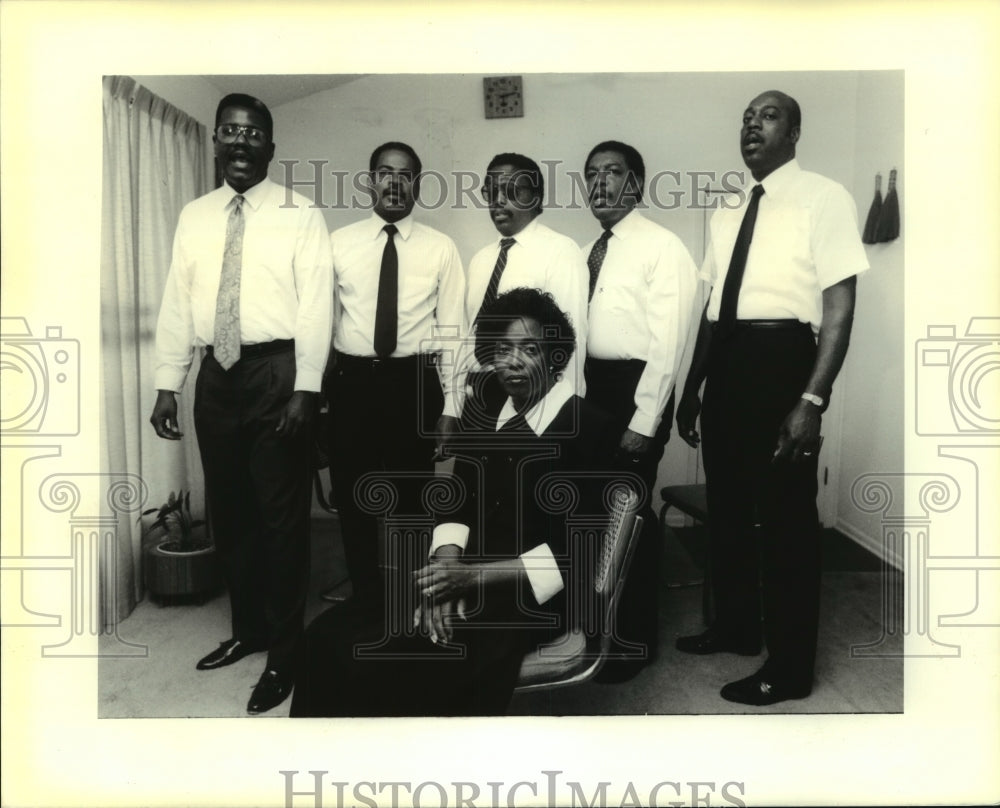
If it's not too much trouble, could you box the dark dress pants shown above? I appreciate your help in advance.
[328,354,444,603]
[193,346,313,674]
[701,323,821,689]
[584,357,674,662]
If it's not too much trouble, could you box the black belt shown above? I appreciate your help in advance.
[335,351,436,372]
[206,339,294,361]
[585,357,645,367]
[715,319,809,331]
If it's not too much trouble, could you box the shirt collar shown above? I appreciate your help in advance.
[601,207,642,241]
[758,158,800,199]
[222,177,271,211]
[370,211,413,241]
[498,215,541,247]
[495,379,575,436]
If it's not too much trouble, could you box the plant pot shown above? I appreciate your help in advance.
[142,529,221,604]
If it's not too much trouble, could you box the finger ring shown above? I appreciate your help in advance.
[803,452,813,456]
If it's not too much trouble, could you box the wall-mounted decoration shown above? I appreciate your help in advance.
[483,75,524,119]
[875,168,900,242]
[862,168,900,243]
[862,173,883,244]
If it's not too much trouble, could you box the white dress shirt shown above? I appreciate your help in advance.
[331,212,467,417]
[430,381,576,605]
[154,178,334,393]
[585,209,698,437]
[466,217,589,392]
[701,159,869,330]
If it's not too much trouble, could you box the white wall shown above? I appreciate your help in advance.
[836,70,905,563]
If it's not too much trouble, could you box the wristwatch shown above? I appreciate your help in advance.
[801,393,825,408]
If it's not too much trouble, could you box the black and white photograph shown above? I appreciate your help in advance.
[2,2,998,807]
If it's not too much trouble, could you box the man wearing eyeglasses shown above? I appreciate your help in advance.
[151,93,333,715]
[463,153,588,416]
[322,142,466,610]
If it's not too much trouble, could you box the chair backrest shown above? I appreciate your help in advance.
[590,485,642,648]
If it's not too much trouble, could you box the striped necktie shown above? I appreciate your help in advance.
[476,237,517,324]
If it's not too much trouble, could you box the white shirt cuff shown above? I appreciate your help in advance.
[293,368,323,393]
[429,523,469,556]
[520,543,564,605]
[628,410,659,438]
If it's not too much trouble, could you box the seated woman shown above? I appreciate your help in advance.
[290,287,620,716]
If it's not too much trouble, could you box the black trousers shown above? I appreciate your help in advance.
[327,353,444,602]
[290,597,537,717]
[701,322,821,689]
[584,357,675,660]
[193,345,313,673]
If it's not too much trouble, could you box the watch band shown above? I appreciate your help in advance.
[801,393,825,408]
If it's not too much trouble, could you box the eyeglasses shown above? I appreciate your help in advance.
[215,124,269,147]
[481,179,538,204]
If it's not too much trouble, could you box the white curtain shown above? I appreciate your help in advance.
[100,76,210,625]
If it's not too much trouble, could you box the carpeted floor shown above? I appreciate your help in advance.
[99,508,902,718]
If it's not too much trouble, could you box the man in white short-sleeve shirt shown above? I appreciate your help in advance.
[675,90,869,706]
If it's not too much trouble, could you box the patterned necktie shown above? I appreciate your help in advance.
[374,223,399,358]
[587,229,613,300]
[476,237,516,324]
[717,184,765,336]
[212,194,245,370]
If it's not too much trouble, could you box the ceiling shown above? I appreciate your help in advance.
[201,74,364,108]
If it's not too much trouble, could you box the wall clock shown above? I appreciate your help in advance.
[483,75,524,119]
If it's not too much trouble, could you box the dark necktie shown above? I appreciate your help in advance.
[717,184,764,336]
[587,229,613,300]
[476,237,516,324]
[213,194,245,370]
[374,223,398,358]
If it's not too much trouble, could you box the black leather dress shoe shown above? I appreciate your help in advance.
[247,669,292,714]
[720,672,811,706]
[675,627,760,656]
[196,639,265,671]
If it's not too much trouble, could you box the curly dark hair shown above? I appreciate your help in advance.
[476,287,576,374]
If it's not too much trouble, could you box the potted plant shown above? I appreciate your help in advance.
[140,489,221,603]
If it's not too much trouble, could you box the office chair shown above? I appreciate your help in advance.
[514,487,643,692]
